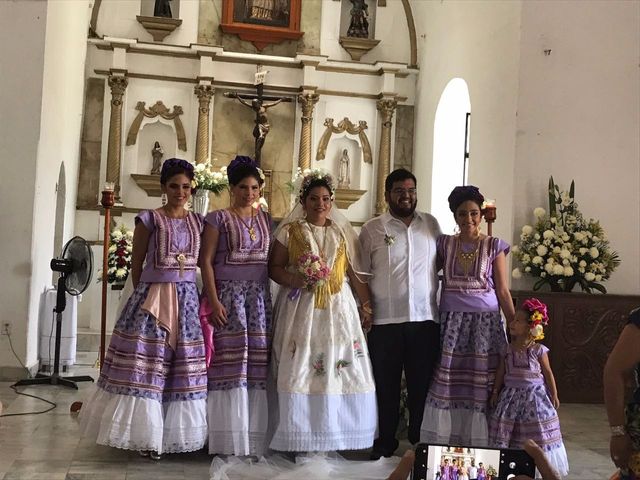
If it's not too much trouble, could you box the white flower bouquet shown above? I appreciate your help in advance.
[107,224,133,284]
[512,176,620,293]
[192,160,228,195]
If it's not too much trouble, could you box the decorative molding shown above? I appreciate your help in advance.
[131,174,162,197]
[136,15,183,42]
[194,84,215,164]
[316,118,372,164]
[334,188,366,210]
[400,0,418,67]
[220,0,303,51]
[297,93,320,170]
[375,98,397,216]
[126,101,187,151]
[339,37,381,62]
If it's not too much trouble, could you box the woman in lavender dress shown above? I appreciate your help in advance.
[200,156,272,456]
[420,186,515,447]
[79,159,208,458]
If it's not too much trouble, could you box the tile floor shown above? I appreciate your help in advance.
[0,357,616,479]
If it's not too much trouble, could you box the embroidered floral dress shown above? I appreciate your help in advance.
[269,219,377,451]
[489,343,569,476]
[204,208,272,456]
[421,234,509,447]
[79,209,208,454]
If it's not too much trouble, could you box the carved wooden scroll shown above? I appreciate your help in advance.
[316,117,372,164]
[126,101,187,151]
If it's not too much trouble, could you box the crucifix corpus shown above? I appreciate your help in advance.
[224,66,292,166]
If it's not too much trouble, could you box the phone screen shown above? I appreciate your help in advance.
[413,444,536,480]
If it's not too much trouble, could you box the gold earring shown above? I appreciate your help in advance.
[161,193,167,206]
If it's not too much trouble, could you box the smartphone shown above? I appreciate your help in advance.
[413,443,536,480]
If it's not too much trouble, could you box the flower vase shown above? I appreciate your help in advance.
[192,189,210,215]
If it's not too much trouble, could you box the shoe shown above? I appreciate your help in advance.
[369,450,395,461]
[138,450,150,457]
[149,451,163,460]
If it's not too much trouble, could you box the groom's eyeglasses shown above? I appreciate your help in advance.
[391,188,417,196]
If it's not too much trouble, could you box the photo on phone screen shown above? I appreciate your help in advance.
[412,443,536,480]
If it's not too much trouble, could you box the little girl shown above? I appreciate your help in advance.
[489,298,569,476]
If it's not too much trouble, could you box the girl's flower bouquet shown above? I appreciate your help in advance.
[192,160,228,195]
[107,224,133,284]
[288,252,331,300]
[512,176,620,293]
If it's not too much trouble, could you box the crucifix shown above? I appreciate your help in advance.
[224,65,292,166]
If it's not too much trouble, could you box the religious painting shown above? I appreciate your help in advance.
[233,0,291,28]
[221,0,303,51]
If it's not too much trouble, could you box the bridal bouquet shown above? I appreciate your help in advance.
[512,177,620,293]
[288,252,331,300]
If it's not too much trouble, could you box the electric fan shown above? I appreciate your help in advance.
[15,236,95,389]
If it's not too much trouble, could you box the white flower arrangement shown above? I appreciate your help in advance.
[107,223,133,284]
[191,159,228,195]
[512,176,620,293]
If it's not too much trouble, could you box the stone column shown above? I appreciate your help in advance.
[106,75,128,202]
[194,84,214,165]
[375,98,398,216]
[297,92,320,170]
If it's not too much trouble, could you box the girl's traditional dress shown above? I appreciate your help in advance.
[205,208,272,456]
[489,343,569,476]
[421,235,509,446]
[477,467,486,480]
[440,464,452,480]
[79,210,208,454]
[269,219,377,451]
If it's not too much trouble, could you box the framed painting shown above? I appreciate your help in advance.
[221,0,303,51]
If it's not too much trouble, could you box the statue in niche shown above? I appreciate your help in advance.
[347,0,370,38]
[150,141,164,175]
[154,0,172,18]
[337,149,351,189]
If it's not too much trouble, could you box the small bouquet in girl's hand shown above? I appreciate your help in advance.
[288,252,331,301]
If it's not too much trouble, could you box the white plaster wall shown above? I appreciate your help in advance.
[412,0,522,247]
[96,0,199,45]
[27,0,92,368]
[510,0,640,295]
[0,1,47,373]
[320,0,410,64]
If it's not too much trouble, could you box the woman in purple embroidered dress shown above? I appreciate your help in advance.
[420,185,515,447]
[200,156,272,456]
[79,159,208,459]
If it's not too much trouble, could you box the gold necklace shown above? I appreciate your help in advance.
[455,236,480,276]
[308,222,328,260]
[232,207,257,241]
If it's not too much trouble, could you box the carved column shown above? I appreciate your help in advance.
[106,75,128,202]
[194,84,214,165]
[375,98,397,216]
[297,93,320,170]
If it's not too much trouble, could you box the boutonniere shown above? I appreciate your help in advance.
[384,233,395,246]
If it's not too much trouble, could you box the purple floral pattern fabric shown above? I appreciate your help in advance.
[207,279,272,391]
[98,281,208,402]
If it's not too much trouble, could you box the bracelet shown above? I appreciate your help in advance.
[611,425,627,437]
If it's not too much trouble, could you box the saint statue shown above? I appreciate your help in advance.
[249,0,274,20]
[154,0,172,18]
[150,141,164,175]
[347,0,370,38]
[337,149,351,189]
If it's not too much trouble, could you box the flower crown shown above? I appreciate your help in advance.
[521,297,549,341]
[293,168,336,203]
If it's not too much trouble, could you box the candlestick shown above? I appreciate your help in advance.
[103,181,115,192]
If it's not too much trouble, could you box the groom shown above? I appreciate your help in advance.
[360,168,442,459]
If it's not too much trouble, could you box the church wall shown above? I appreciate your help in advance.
[96,0,199,45]
[411,0,522,242]
[511,0,640,295]
[26,0,92,371]
[0,0,91,377]
[0,1,47,377]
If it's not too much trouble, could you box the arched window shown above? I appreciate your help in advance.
[431,78,470,234]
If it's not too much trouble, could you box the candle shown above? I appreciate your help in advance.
[103,182,115,192]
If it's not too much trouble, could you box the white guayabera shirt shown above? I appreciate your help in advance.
[359,211,442,325]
